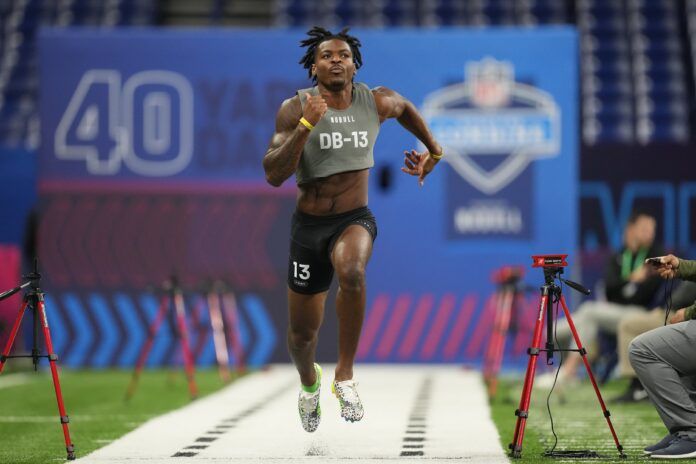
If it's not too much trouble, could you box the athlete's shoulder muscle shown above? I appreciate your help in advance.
[371,86,406,121]
[267,95,303,151]
[276,95,303,132]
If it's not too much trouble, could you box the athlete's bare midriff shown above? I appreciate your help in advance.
[296,168,369,215]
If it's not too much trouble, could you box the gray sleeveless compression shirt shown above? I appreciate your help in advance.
[295,82,380,184]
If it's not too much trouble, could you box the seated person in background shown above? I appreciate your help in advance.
[538,211,663,387]
[613,280,696,403]
[630,255,696,459]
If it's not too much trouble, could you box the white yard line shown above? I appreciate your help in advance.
[75,365,508,464]
[0,372,32,389]
[0,414,155,423]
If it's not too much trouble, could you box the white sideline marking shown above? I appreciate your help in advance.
[75,365,508,464]
[0,415,154,423]
[0,373,32,389]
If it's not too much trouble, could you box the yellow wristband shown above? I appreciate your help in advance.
[299,117,314,131]
[430,151,444,160]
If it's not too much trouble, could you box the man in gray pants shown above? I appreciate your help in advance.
[614,281,696,403]
[629,255,696,459]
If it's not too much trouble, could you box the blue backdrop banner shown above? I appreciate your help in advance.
[38,27,577,367]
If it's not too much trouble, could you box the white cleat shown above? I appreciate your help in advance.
[332,379,364,423]
[298,363,322,433]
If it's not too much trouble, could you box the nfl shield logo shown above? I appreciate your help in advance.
[421,57,560,195]
[469,58,513,109]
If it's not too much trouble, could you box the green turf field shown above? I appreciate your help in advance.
[0,368,240,464]
[490,376,668,463]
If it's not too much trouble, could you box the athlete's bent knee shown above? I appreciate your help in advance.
[336,263,365,292]
[288,327,317,350]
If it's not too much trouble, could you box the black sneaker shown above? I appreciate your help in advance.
[644,433,676,455]
[651,436,696,459]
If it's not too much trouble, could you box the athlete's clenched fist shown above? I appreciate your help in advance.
[303,94,328,126]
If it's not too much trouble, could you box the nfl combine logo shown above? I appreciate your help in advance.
[421,57,561,238]
[422,57,560,195]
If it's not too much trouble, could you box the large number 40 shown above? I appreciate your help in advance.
[54,70,194,176]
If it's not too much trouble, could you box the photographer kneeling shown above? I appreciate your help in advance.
[629,255,696,459]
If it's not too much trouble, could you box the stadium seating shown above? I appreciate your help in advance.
[0,0,158,149]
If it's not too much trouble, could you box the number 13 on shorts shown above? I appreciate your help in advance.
[293,261,311,280]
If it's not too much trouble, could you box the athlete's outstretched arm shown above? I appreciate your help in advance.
[263,95,327,187]
[372,86,442,185]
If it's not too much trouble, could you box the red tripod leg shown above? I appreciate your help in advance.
[222,292,246,372]
[483,289,502,384]
[125,295,169,400]
[173,290,198,399]
[489,288,514,397]
[37,298,76,460]
[510,292,548,458]
[0,302,29,374]
[189,298,208,361]
[559,296,625,456]
[207,291,231,382]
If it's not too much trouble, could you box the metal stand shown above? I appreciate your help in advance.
[125,277,198,401]
[0,260,75,460]
[204,281,232,382]
[220,283,246,374]
[204,281,246,381]
[509,255,625,459]
[483,266,526,398]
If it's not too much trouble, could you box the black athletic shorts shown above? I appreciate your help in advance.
[288,206,377,294]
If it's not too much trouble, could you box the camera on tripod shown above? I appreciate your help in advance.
[531,254,591,296]
[509,254,625,460]
[531,254,568,268]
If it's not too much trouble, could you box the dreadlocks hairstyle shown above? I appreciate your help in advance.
[299,26,363,82]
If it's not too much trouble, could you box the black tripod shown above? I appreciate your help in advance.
[509,255,625,459]
[0,260,75,460]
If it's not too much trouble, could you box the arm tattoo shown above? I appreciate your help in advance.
[263,97,309,187]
